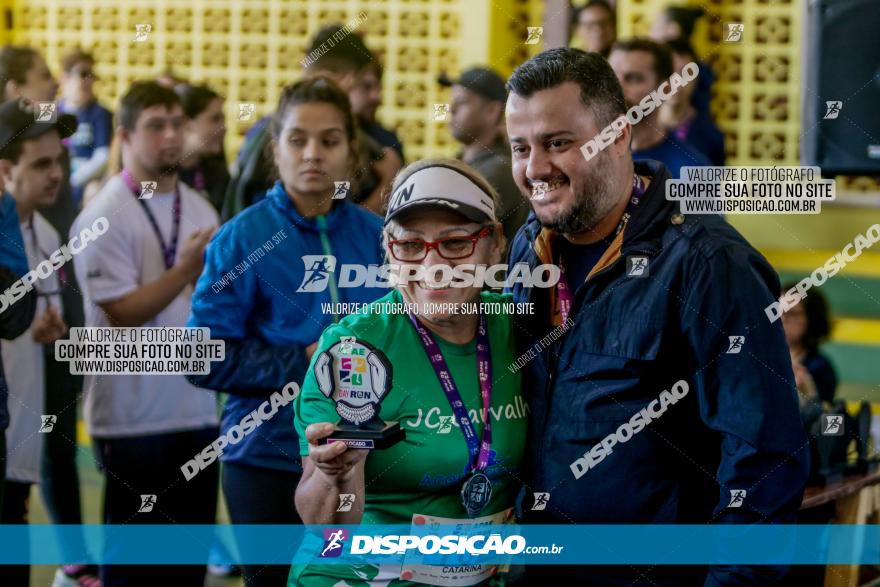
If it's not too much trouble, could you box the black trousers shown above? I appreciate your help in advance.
[95,427,219,587]
[0,479,32,586]
[222,462,303,587]
[40,360,83,526]
[0,430,6,509]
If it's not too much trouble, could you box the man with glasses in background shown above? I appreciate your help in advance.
[59,47,113,211]
[571,0,617,58]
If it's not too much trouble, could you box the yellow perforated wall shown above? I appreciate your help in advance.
[618,0,801,166]
[615,0,879,191]
[9,0,874,189]
[7,0,543,162]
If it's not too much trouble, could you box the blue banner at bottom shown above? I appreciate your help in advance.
[1,524,878,565]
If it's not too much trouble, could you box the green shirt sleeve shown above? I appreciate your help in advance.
[294,324,352,457]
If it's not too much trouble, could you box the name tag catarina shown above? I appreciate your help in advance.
[313,336,405,449]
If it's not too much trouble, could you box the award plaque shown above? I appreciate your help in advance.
[313,336,405,449]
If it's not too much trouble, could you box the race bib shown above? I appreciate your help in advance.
[398,508,514,586]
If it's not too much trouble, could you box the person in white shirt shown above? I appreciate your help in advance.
[71,81,219,587]
[0,96,76,587]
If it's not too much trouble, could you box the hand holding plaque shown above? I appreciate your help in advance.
[312,336,405,450]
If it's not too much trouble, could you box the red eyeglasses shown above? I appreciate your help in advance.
[388,226,493,262]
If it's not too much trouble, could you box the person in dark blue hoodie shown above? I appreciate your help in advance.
[649,5,716,119]
[609,38,712,178]
[661,39,726,166]
[187,75,386,587]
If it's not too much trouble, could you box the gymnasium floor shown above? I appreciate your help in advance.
[28,449,242,586]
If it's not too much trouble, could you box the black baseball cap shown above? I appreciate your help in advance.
[0,99,77,158]
[438,67,507,102]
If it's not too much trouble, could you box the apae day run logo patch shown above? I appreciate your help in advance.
[313,338,392,426]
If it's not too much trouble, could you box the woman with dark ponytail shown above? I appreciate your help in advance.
[188,76,387,587]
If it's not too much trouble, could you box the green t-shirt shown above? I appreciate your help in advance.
[290,289,526,587]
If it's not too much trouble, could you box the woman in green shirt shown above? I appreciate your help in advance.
[292,159,527,586]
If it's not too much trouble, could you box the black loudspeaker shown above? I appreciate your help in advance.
[802,0,880,175]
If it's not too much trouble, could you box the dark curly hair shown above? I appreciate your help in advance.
[782,281,832,351]
[506,47,626,132]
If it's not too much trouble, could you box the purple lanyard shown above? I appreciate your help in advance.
[193,165,206,193]
[674,118,693,143]
[121,169,181,269]
[407,311,493,473]
[556,174,646,324]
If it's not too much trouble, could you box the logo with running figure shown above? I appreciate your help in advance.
[297,255,337,292]
[139,181,157,200]
[726,336,745,354]
[138,494,157,513]
[627,256,649,277]
[337,494,355,512]
[532,492,550,511]
[39,414,57,433]
[437,415,454,434]
[822,414,844,436]
[238,103,256,121]
[525,27,543,45]
[320,528,348,558]
[727,489,746,508]
[824,101,843,120]
[432,103,450,122]
[133,23,152,42]
[332,182,350,200]
[725,23,744,42]
[35,102,57,122]
[339,336,355,354]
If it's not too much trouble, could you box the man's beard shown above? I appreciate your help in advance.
[450,123,471,145]
[541,154,620,236]
[158,161,181,177]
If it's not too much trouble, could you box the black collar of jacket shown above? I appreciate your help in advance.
[622,159,675,256]
[521,158,677,258]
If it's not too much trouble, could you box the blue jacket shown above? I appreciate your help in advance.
[188,182,386,472]
[508,161,809,586]
[0,193,29,278]
[633,134,712,179]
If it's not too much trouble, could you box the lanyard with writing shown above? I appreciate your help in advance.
[121,169,181,269]
[556,174,646,323]
[407,311,493,473]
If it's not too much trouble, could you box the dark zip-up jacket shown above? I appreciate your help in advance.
[508,160,809,586]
